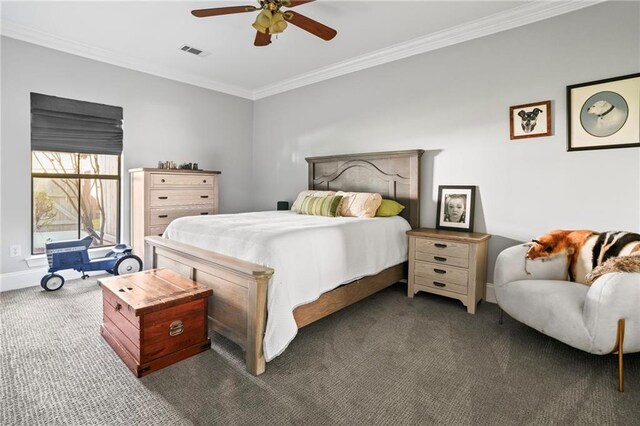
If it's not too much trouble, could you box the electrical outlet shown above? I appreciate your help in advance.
[10,245,21,257]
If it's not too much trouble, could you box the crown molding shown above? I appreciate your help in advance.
[1,1,604,101]
[0,19,254,100]
[253,0,605,99]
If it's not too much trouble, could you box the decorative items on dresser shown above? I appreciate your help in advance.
[407,228,491,314]
[129,168,221,261]
[99,269,213,377]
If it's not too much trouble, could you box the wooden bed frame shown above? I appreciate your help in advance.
[145,149,424,375]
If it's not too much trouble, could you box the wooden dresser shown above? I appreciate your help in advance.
[407,228,491,314]
[129,168,221,261]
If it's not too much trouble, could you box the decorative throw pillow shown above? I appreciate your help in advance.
[291,190,336,213]
[336,191,383,218]
[299,195,344,217]
[375,199,405,217]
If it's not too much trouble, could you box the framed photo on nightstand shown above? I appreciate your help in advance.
[435,185,476,232]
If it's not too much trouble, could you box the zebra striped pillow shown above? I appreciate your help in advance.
[299,195,344,217]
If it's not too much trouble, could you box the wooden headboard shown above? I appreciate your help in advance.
[305,150,424,229]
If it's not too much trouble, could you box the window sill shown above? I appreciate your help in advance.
[26,246,115,269]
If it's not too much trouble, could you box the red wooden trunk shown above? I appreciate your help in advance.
[99,268,213,377]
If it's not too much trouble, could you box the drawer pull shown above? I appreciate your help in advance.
[433,281,446,288]
[203,179,207,183]
[433,268,447,274]
[161,178,165,183]
[158,196,168,200]
[200,195,209,199]
[158,234,163,236]
[200,212,209,215]
[158,214,168,218]
[434,256,447,262]
[434,243,448,248]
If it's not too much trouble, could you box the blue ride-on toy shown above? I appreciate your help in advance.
[41,236,142,291]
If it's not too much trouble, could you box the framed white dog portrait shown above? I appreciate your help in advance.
[568,72,640,151]
[435,185,476,233]
[509,100,552,140]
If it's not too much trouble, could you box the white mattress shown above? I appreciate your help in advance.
[163,210,411,361]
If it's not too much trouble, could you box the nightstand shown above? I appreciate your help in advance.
[407,228,491,314]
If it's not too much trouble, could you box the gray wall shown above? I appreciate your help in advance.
[1,37,254,273]
[251,2,640,280]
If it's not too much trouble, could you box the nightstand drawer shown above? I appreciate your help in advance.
[415,251,469,268]
[414,262,468,286]
[415,238,469,258]
[414,276,467,295]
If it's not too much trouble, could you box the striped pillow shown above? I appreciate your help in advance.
[299,195,344,217]
[291,190,336,213]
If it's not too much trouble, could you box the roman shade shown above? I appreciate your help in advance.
[31,93,123,155]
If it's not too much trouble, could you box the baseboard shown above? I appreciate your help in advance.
[485,282,496,304]
[0,268,105,292]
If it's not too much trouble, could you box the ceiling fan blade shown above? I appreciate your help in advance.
[282,0,315,7]
[191,6,258,18]
[254,30,272,47]
[283,11,337,41]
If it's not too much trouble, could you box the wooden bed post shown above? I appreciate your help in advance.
[246,274,269,375]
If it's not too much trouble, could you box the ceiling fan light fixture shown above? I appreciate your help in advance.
[269,12,288,34]
[252,8,272,33]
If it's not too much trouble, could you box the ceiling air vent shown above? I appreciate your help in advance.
[179,44,211,57]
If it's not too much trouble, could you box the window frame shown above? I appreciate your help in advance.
[30,152,122,255]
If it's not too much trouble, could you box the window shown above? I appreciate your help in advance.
[30,93,123,255]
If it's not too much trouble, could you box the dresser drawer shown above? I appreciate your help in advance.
[148,225,168,237]
[149,189,215,207]
[150,173,215,188]
[414,275,467,296]
[415,238,469,259]
[414,262,468,286]
[149,207,215,226]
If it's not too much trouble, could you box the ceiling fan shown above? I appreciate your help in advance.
[191,0,337,47]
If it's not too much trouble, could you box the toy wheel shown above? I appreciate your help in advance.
[114,255,142,276]
[41,274,65,291]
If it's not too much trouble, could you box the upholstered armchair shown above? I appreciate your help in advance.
[493,244,640,391]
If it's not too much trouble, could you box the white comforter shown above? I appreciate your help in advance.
[163,211,411,361]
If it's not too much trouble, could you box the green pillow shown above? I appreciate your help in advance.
[299,195,344,217]
[375,199,405,217]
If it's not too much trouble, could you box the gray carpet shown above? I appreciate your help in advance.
[1,276,639,426]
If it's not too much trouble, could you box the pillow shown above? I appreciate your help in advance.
[291,190,336,213]
[298,195,343,217]
[336,191,382,218]
[375,199,405,217]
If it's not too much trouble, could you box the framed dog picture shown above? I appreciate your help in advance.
[567,72,640,151]
[509,100,552,140]
[435,185,476,233]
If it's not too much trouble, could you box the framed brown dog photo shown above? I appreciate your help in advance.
[567,72,640,151]
[509,100,552,140]
[435,185,476,233]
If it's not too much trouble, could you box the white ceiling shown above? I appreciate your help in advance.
[1,1,601,99]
